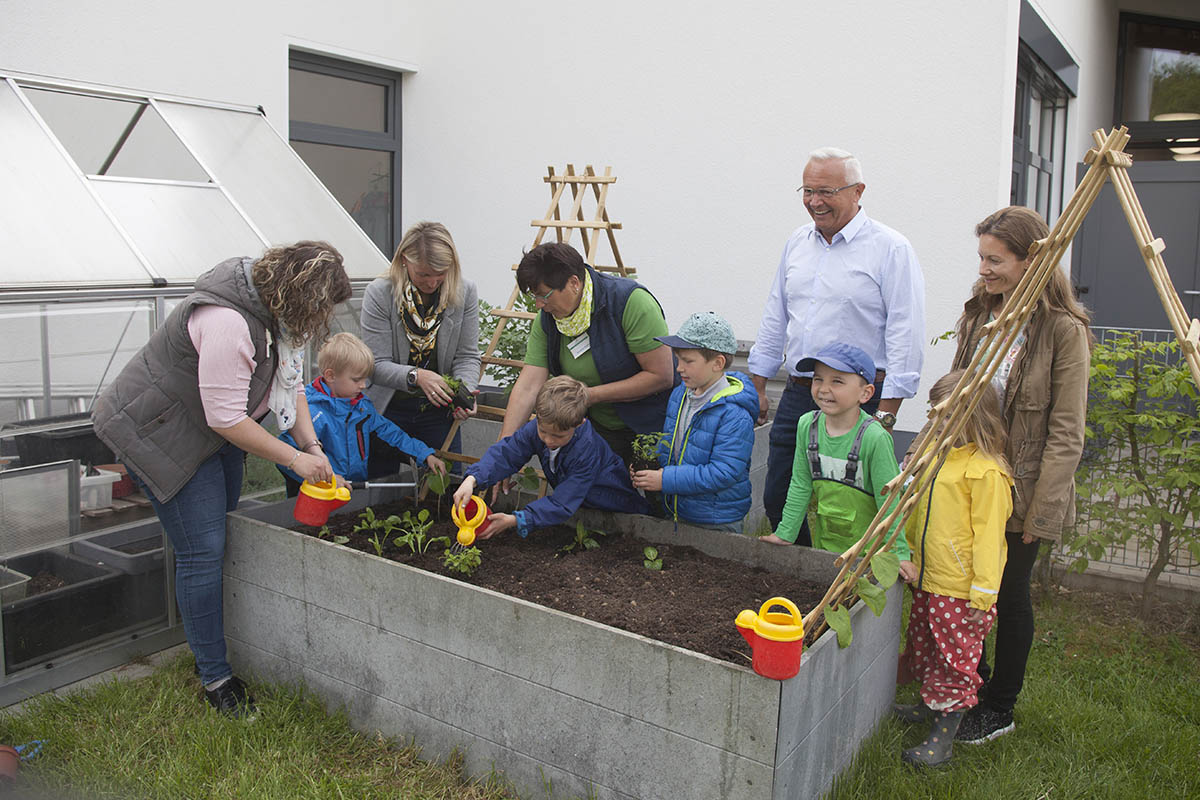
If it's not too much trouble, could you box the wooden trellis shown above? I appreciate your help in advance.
[804,126,1200,639]
[429,164,636,491]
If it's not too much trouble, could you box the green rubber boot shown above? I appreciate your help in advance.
[892,702,933,724]
[902,710,964,768]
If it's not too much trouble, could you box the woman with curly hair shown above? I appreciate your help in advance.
[93,241,351,717]
[360,222,480,473]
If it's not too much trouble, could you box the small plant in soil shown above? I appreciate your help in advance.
[642,546,663,571]
[442,545,482,576]
[393,509,450,555]
[629,432,666,472]
[317,524,331,539]
[560,521,606,555]
[422,469,452,521]
[422,374,475,414]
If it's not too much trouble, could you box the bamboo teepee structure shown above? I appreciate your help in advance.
[803,126,1200,638]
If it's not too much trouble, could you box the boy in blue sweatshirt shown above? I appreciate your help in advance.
[280,333,445,493]
[452,376,649,538]
[631,312,758,532]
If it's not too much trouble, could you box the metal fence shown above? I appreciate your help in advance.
[1055,326,1199,579]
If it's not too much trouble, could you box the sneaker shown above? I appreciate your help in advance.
[955,705,1013,744]
[204,676,258,719]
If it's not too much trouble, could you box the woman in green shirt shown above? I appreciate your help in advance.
[498,242,676,466]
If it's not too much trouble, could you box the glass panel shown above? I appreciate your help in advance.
[91,182,265,283]
[290,141,392,255]
[289,68,388,132]
[1121,18,1200,123]
[0,81,150,287]
[0,299,155,433]
[21,87,209,182]
[156,100,390,278]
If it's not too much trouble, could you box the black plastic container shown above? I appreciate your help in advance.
[2,413,114,468]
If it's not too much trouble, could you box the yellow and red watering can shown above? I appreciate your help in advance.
[451,495,491,546]
[293,477,351,526]
[735,596,805,680]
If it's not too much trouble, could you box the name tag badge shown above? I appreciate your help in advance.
[567,333,591,358]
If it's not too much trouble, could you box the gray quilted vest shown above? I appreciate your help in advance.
[92,258,277,502]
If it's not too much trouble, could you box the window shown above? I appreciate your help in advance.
[1116,13,1200,161]
[1012,43,1070,222]
[289,52,401,257]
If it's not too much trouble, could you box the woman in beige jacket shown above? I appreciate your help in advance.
[948,206,1091,745]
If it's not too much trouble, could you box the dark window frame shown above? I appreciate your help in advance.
[288,50,402,256]
[1114,12,1200,148]
[1012,41,1070,222]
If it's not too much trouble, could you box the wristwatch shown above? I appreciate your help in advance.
[406,368,419,390]
[873,410,897,428]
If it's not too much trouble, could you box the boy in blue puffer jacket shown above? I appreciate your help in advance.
[631,312,758,531]
[279,333,445,494]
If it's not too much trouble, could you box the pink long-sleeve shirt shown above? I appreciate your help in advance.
[187,305,283,428]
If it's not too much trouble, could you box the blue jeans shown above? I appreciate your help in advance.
[763,377,883,541]
[369,396,462,478]
[129,442,243,685]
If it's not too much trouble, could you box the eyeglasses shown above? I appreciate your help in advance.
[530,287,556,303]
[797,183,860,199]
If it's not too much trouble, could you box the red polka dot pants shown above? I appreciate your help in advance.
[902,590,995,712]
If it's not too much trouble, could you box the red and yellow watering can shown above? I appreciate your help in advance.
[293,477,351,526]
[451,495,491,546]
[735,596,805,680]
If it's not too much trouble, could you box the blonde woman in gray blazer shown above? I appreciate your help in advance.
[361,222,480,473]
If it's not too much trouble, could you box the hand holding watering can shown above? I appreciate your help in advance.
[453,475,514,539]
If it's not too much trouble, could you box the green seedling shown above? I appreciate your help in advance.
[316,524,331,539]
[560,520,605,555]
[642,546,663,571]
[517,465,541,492]
[629,431,667,471]
[422,469,452,521]
[332,535,349,545]
[392,508,450,555]
[368,529,387,557]
[442,545,482,576]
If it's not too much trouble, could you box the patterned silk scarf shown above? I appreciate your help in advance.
[402,282,444,367]
[554,272,594,338]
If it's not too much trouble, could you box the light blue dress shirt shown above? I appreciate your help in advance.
[748,208,926,399]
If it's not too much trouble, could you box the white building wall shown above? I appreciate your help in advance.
[17,1,1194,430]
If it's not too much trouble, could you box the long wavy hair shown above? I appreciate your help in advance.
[252,241,351,346]
[929,369,1010,474]
[956,206,1092,345]
[389,222,463,313]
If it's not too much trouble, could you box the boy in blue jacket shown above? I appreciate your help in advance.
[280,333,445,493]
[631,312,758,532]
[452,376,648,538]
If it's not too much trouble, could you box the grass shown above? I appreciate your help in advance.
[0,652,518,800]
[0,589,1194,798]
[828,586,1200,800]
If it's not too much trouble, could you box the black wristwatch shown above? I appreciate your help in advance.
[874,410,897,428]
[406,368,419,390]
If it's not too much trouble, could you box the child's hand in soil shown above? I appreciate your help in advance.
[477,512,515,539]
[757,533,792,546]
[898,559,919,583]
[426,455,447,475]
[452,475,477,510]
[630,469,662,491]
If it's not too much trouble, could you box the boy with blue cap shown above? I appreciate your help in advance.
[760,342,911,564]
[631,312,758,532]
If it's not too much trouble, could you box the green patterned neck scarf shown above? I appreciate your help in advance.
[554,272,593,337]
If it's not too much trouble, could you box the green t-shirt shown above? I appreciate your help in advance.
[775,409,909,560]
[524,288,669,431]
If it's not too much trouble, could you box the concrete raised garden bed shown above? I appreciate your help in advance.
[224,498,900,800]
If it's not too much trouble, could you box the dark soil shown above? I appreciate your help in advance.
[27,571,66,596]
[294,498,826,665]
[113,538,161,555]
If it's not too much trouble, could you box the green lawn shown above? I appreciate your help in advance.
[0,588,1194,799]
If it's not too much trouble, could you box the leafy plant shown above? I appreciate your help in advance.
[559,521,606,555]
[422,374,475,414]
[422,470,452,521]
[477,293,537,389]
[630,431,667,470]
[332,535,349,545]
[353,507,397,535]
[1068,332,1199,617]
[642,546,663,570]
[393,509,450,555]
[822,550,901,648]
[368,529,387,557]
[442,545,482,576]
[316,524,331,539]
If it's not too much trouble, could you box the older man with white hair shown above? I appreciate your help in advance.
[749,147,925,544]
